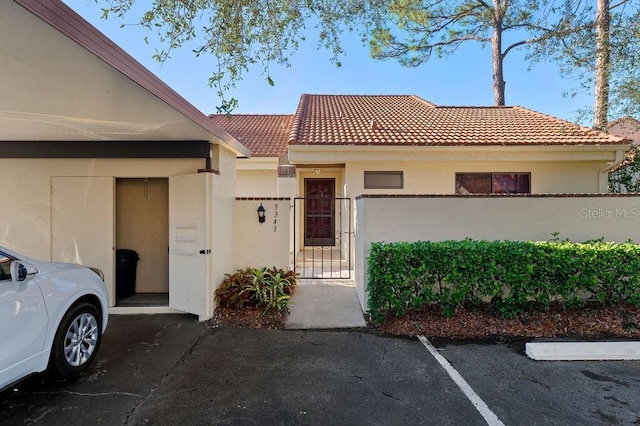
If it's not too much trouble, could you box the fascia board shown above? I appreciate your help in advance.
[288,144,631,164]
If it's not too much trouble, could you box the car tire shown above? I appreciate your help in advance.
[49,302,102,378]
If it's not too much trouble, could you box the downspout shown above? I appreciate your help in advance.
[599,150,625,192]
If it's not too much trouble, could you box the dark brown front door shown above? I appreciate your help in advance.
[304,179,335,246]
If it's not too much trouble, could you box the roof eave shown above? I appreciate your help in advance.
[288,143,631,164]
[288,143,632,152]
[14,0,250,157]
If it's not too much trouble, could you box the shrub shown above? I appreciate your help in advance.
[215,267,298,314]
[367,239,640,323]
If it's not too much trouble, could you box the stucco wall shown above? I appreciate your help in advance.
[210,146,238,318]
[51,176,116,304]
[345,160,605,196]
[237,170,278,197]
[233,198,292,271]
[0,158,200,257]
[0,157,208,309]
[247,157,609,200]
[355,195,640,311]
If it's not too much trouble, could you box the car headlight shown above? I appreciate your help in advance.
[89,267,104,281]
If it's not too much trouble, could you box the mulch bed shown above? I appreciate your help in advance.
[211,307,286,330]
[376,303,640,339]
[212,303,640,340]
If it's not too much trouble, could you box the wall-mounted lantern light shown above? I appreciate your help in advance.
[257,203,266,224]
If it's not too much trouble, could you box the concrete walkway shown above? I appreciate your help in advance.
[286,282,367,329]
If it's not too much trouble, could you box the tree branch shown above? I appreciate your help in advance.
[502,38,536,58]
[610,0,631,9]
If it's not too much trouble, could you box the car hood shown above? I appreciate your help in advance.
[49,262,87,270]
[25,257,86,272]
[2,247,91,272]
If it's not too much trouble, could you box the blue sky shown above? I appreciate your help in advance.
[64,1,593,124]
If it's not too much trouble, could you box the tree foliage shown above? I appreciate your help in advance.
[609,145,640,192]
[97,0,376,113]
[529,0,640,128]
[366,0,566,106]
[97,0,640,120]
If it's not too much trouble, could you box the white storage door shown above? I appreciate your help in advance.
[168,173,212,320]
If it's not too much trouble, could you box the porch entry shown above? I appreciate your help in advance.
[304,179,335,246]
[294,178,352,279]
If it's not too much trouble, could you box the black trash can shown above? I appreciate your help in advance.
[116,249,139,300]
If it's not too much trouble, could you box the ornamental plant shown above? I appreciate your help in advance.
[215,267,298,314]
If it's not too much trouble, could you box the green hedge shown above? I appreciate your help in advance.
[367,239,640,322]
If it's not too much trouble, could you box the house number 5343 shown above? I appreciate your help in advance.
[273,203,278,232]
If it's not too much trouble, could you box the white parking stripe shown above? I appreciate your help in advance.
[418,336,505,426]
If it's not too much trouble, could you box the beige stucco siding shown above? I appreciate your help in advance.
[236,159,607,198]
[237,170,278,197]
[288,144,626,195]
[0,158,201,260]
[209,146,238,317]
[344,160,605,195]
[1,1,248,155]
[0,157,201,309]
[0,155,238,318]
[233,199,291,270]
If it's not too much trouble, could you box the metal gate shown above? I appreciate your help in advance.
[293,197,352,279]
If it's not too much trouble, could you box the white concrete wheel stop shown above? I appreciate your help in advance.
[526,341,640,361]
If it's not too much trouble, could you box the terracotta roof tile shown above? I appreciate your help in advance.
[289,94,628,146]
[608,116,640,145]
[209,114,294,157]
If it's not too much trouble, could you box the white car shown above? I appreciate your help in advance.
[0,246,108,390]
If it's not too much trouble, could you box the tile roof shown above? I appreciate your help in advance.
[209,114,294,157]
[608,115,640,128]
[608,116,640,145]
[289,94,628,147]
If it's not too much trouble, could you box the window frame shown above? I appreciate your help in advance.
[455,172,531,194]
[364,171,404,190]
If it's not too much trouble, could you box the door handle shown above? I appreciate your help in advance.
[199,249,211,254]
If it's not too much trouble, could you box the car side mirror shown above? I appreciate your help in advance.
[10,261,36,283]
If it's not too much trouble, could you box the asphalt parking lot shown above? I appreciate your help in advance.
[1,314,639,425]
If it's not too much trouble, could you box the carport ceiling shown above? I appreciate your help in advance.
[0,1,247,156]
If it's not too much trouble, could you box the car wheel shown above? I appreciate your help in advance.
[50,302,102,378]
